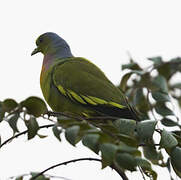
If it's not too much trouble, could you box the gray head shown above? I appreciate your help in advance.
[31,32,73,58]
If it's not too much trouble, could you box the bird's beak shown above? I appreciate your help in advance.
[31,47,40,56]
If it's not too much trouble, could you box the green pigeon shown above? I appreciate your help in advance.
[31,32,138,120]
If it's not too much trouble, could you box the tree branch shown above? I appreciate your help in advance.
[46,111,119,121]
[30,158,129,180]
[0,124,54,149]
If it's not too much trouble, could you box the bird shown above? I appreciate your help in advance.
[31,32,138,120]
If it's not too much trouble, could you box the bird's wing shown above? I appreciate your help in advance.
[52,57,127,111]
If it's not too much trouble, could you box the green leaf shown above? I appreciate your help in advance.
[160,129,178,149]
[118,142,141,156]
[136,157,157,180]
[65,125,80,146]
[100,143,118,168]
[136,157,151,169]
[113,118,136,136]
[172,130,181,136]
[117,134,138,147]
[148,56,163,66]
[152,91,170,102]
[171,133,181,147]
[122,62,141,70]
[131,70,145,75]
[15,176,23,180]
[136,120,157,141]
[115,152,136,171]
[57,118,79,128]
[52,125,62,142]
[171,83,181,89]
[82,134,100,154]
[119,72,132,91]
[37,134,48,139]
[133,88,144,106]
[161,118,178,127]
[0,102,5,122]
[21,96,47,117]
[152,75,168,93]
[170,57,181,63]
[30,172,50,180]
[98,124,118,134]
[8,113,19,133]
[132,88,149,114]
[3,98,18,112]
[155,103,174,116]
[143,146,163,165]
[25,117,39,140]
[170,147,181,178]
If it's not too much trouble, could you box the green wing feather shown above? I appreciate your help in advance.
[52,57,129,115]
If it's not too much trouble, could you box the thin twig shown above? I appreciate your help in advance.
[138,166,146,180]
[30,158,129,180]
[110,162,129,180]
[46,111,119,121]
[30,158,101,180]
[138,143,160,147]
[0,124,54,149]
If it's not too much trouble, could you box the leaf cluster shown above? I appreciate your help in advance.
[2,57,181,179]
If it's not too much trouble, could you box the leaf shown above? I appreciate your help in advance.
[170,147,181,178]
[98,124,118,135]
[118,142,141,156]
[119,72,132,91]
[115,152,136,171]
[57,118,79,128]
[155,103,174,116]
[166,158,171,173]
[117,134,138,147]
[152,75,168,93]
[15,176,23,180]
[30,172,50,180]
[136,157,151,169]
[171,83,181,89]
[161,118,178,127]
[143,145,163,165]
[133,88,144,106]
[132,88,149,114]
[172,130,181,136]
[82,134,100,154]
[172,133,181,147]
[160,129,178,150]
[136,120,157,141]
[122,62,141,70]
[0,102,5,122]
[113,118,136,136]
[152,91,170,102]
[148,56,163,66]
[65,125,80,146]
[3,98,18,112]
[8,113,19,133]
[100,143,118,168]
[25,117,39,140]
[21,96,47,117]
[135,157,157,180]
[37,134,48,139]
[52,125,62,142]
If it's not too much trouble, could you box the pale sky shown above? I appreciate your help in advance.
[0,0,181,179]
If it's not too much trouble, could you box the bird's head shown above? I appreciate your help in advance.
[31,32,73,58]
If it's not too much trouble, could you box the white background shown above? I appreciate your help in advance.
[0,0,181,179]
